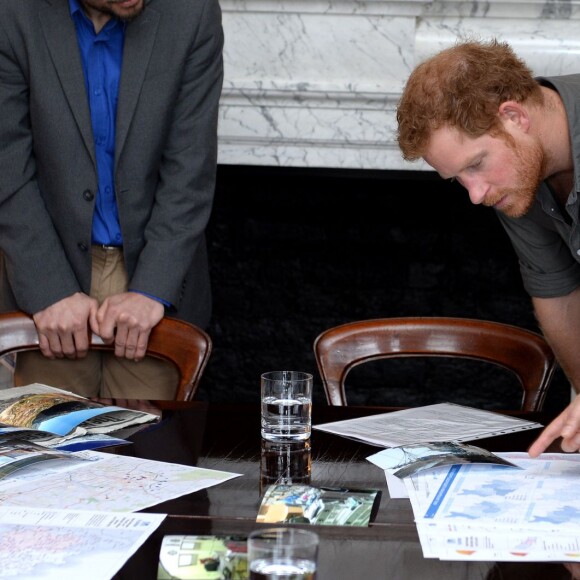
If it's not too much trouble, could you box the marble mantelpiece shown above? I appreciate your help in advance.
[218,0,580,170]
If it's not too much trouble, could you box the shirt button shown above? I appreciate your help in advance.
[83,189,94,201]
[78,242,88,252]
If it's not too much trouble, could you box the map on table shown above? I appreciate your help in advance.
[0,506,165,579]
[0,450,241,512]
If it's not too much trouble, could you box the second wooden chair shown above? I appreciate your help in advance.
[314,317,557,411]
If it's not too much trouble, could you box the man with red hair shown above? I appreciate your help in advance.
[397,39,580,457]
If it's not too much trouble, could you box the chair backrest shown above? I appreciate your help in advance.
[0,311,212,401]
[313,317,557,411]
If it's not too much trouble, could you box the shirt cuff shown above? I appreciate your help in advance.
[128,289,172,309]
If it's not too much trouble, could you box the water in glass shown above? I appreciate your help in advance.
[249,558,316,579]
[261,395,311,441]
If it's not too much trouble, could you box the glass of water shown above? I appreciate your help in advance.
[260,371,313,442]
[248,527,318,579]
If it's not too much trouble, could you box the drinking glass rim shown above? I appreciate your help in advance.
[248,526,319,547]
[261,371,313,382]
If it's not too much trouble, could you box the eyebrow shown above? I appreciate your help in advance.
[441,152,484,181]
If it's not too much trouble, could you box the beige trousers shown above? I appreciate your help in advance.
[15,246,178,399]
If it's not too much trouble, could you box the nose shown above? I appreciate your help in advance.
[464,178,488,205]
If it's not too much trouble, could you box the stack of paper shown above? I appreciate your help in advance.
[403,453,580,562]
[0,442,242,578]
[0,386,245,579]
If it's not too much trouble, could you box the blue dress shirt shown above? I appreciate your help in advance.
[69,1,170,308]
[70,0,124,247]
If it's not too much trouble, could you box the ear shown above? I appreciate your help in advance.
[498,101,531,133]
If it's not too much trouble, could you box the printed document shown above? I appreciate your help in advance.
[405,453,580,562]
[0,506,164,579]
[313,403,542,447]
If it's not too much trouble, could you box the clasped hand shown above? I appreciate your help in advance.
[33,291,164,361]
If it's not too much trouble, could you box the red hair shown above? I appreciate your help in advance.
[396,39,543,160]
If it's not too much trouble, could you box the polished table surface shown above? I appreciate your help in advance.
[110,402,572,579]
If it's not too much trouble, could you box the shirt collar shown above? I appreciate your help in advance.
[69,0,84,18]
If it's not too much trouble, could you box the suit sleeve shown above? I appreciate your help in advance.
[0,17,81,314]
[127,0,224,306]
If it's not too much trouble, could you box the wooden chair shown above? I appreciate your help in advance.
[0,310,211,401]
[314,317,557,411]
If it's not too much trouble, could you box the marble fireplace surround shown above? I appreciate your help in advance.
[218,0,580,170]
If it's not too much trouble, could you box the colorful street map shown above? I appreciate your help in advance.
[0,506,165,579]
[0,450,241,513]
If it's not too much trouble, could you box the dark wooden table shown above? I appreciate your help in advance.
[111,402,572,579]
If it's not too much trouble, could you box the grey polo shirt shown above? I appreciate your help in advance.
[496,74,580,298]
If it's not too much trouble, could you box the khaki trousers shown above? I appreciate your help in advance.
[15,246,178,399]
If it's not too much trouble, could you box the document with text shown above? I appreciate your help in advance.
[0,505,165,579]
[406,453,580,562]
[314,403,543,448]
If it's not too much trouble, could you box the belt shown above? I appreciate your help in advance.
[92,244,123,251]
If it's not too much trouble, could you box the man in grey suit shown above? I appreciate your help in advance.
[0,0,224,398]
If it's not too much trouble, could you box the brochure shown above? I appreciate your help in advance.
[0,424,131,451]
[405,453,580,562]
[257,483,381,526]
[367,441,521,479]
[158,534,248,580]
[0,383,158,446]
[0,439,91,480]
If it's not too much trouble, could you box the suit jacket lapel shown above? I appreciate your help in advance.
[116,6,160,163]
[39,0,95,167]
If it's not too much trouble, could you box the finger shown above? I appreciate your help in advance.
[96,306,116,344]
[560,433,580,453]
[133,329,150,362]
[121,326,141,360]
[59,330,78,359]
[72,326,90,359]
[560,397,580,439]
[88,300,100,337]
[114,324,130,358]
[37,333,56,359]
[528,413,567,457]
[44,328,67,359]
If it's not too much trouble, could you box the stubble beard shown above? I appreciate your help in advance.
[492,139,546,219]
[82,0,145,22]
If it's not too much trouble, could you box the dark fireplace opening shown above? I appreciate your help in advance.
[199,165,569,412]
